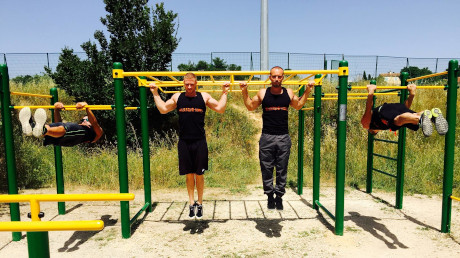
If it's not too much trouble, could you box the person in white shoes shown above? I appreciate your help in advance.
[19,102,103,146]
[361,84,448,137]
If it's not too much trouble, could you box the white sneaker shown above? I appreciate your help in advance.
[19,107,33,136]
[33,108,47,138]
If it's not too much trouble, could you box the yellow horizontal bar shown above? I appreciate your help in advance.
[406,71,448,82]
[11,105,138,110]
[323,93,399,96]
[0,220,104,232]
[301,107,314,111]
[11,91,53,99]
[142,80,323,87]
[307,97,368,101]
[0,193,135,203]
[451,196,460,202]
[124,69,340,77]
[352,86,445,90]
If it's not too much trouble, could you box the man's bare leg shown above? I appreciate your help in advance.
[394,112,421,126]
[44,125,66,138]
[186,173,196,205]
[196,174,204,205]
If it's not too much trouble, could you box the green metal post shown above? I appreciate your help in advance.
[312,74,322,210]
[0,64,21,241]
[50,88,65,214]
[139,77,152,212]
[441,60,458,233]
[335,61,348,236]
[297,85,305,195]
[395,72,409,209]
[27,232,50,258]
[113,63,130,238]
[366,80,377,193]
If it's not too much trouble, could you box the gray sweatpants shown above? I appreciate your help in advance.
[259,133,292,197]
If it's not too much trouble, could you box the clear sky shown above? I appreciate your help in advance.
[1,0,459,58]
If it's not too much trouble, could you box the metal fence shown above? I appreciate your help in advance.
[1,52,458,81]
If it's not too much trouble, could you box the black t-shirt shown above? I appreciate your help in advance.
[262,87,291,135]
[177,92,206,140]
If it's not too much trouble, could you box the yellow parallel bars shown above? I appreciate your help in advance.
[351,86,445,90]
[10,91,53,99]
[451,196,460,202]
[0,221,104,232]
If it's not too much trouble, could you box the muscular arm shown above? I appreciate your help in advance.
[76,102,103,143]
[289,82,315,110]
[204,83,229,114]
[405,83,416,109]
[53,102,64,122]
[240,82,263,111]
[361,85,376,130]
[150,83,178,114]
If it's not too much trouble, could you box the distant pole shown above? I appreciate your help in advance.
[261,0,269,79]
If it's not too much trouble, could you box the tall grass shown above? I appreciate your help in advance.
[1,76,459,197]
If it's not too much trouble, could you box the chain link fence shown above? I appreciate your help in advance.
[1,52,458,81]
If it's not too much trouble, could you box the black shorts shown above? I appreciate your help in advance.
[178,138,208,175]
[371,103,419,131]
[43,122,95,147]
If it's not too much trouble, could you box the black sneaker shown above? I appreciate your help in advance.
[196,203,203,219]
[188,202,196,219]
[275,195,283,210]
[267,194,275,210]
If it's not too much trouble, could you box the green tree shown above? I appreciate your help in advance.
[362,71,367,81]
[177,58,244,80]
[46,1,179,144]
[400,66,433,79]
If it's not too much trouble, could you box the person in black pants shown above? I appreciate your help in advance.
[150,73,229,219]
[361,84,448,137]
[19,102,103,146]
[240,66,315,210]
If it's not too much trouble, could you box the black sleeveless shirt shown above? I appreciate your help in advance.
[262,87,291,135]
[177,92,206,140]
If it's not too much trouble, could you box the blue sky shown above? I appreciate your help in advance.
[1,0,459,58]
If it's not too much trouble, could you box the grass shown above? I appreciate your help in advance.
[0,75,459,198]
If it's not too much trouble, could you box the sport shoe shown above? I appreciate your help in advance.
[196,203,203,219]
[19,107,33,136]
[275,195,283,210]
[267,194,275,210]
[188,202,196,219]
[431,108,448,135]
[420,110,433,137]
[33,108,47,138]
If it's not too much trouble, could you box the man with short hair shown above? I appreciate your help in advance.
[240,66,315,210]
[150,73,229,219]
[19,102,103,146]
[361,84,448,136]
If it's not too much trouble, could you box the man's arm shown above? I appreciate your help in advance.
[53,102,64,122]
[203,82,230,113]
[289,82,315,110]
[149,83,178,114]
[76,102,104,143]
[361,84,376,130]
[240,82,263,111]
[405,83,416,109]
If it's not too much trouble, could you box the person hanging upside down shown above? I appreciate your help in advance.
[360,84,448,137]
[19,102,103,146]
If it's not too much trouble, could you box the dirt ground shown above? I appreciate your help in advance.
[0,185,459,257]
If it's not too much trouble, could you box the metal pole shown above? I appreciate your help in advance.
[139,77,152,212]
[335,61,348,236]
[312,74,322,210]
[50,88,65,214]
[260,0,269,79]
[0,64,21,241]
[27,232,50,258]
[297,85,305,195]
[113,63,131,238]
[374,56,378,78]
[441,59,458,233]
[366,80,377,193]
[395,72,409,209]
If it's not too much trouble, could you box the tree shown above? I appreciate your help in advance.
[362,71,367,81]
[177,58,245,80]
[46,1,179,145]
[400,66,433,79]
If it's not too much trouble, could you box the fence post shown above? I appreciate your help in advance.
[336,60,348,236]
[395,72,409,209]
[441,59,458,233]
[366,80,377,193]
[50,88,65,214]
[374,56,378,78]
[0,64,22,241]
[113,62,131,238]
